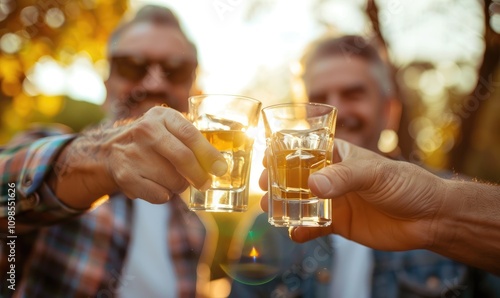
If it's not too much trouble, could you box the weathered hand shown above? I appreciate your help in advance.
[105,106,228,203]
[52,106,227,207]
[260,139,446,251]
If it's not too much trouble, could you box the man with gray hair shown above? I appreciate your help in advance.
[301,35,399,154]
[300,34,467,298]
[231,35,495,298]
[0,5,223,297]
[300,34,500,298]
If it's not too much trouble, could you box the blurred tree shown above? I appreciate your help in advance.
[0,0,127,143]
[364,0,500,182]
[450,0,500,182]
[365,0,415,161]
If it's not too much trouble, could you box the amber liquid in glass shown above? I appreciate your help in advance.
[268,128,333,226]
[190,130,254,212]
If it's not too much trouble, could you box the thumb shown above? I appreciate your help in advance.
[308,139,378,198]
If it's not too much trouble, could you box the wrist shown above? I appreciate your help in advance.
[50,127,120,209]
[425,178,457,251]
[427,178,500,273]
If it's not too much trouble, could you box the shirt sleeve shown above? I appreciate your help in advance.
[0,132,88,228]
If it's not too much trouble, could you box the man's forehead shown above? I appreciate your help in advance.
[306,55,368,77]
[112,23,195,57]
[303,55,382,96]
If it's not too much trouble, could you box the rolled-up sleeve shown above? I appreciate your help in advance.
[1,133,87,227]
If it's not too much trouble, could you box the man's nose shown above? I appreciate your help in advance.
[141,64,172,92]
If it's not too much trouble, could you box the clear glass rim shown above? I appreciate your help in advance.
[262,102,337,112]
[188,94,262,106]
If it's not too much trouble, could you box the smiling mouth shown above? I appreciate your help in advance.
[126,95,178,109]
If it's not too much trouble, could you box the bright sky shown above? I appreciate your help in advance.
[29,0,485,106]
[129,0,322,96]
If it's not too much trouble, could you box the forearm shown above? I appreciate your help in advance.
[430,179,500,274]
[1,132,92,230]
[48,125,121,209]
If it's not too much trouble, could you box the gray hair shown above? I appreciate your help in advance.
[302,35,394,99]
[107,5,197,57]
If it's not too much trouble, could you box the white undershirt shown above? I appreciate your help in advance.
[329,235,373,298]
[117,201,372,297]
[118,199,177,298]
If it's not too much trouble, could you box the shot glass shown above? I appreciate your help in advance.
[188,94,262,212]
[262,102,337,227]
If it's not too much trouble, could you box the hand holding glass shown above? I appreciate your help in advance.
[262,103,337,227]
[189,95,262,212]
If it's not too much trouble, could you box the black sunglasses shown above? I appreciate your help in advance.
[110,55,197,84]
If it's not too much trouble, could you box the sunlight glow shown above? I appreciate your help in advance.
[28,0,483,110]
[29,55,106,105]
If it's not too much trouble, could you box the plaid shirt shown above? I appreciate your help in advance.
[0,129,205,297]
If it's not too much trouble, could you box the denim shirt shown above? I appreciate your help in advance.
[229,213,500,298]
[372,249,500,298]
[228,213,333,298]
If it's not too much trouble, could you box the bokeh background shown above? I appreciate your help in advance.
[1,0,499,297]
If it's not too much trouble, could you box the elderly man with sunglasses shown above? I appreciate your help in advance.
[0,5,224,297]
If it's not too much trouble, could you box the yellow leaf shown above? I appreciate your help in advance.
[13,93,34,117]
[0,56,22,81]
[1,79,22,96]
[36,95,64,117]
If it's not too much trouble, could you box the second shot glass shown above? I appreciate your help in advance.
[262,102,337,227]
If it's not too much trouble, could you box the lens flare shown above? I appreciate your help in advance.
[221,228,281,285]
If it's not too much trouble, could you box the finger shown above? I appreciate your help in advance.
[110,152,180,203]
[143,108,225,190]
[142,154,190,194]
[161,108,228,176]
[260,192,269,212]
[308,140,380,198]
[259,169,268,191]
[261,148,270,168]
[156,128,213,190]
[289,225,335,243]
[121,174,173,204]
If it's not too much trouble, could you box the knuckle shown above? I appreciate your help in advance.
[333,163,353,186]
[133,119,156,137]
[113,167,130,185]
[372,159,413,192]
[374,159,398,183]
[147,106,165,116]
[176,121,199,141]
